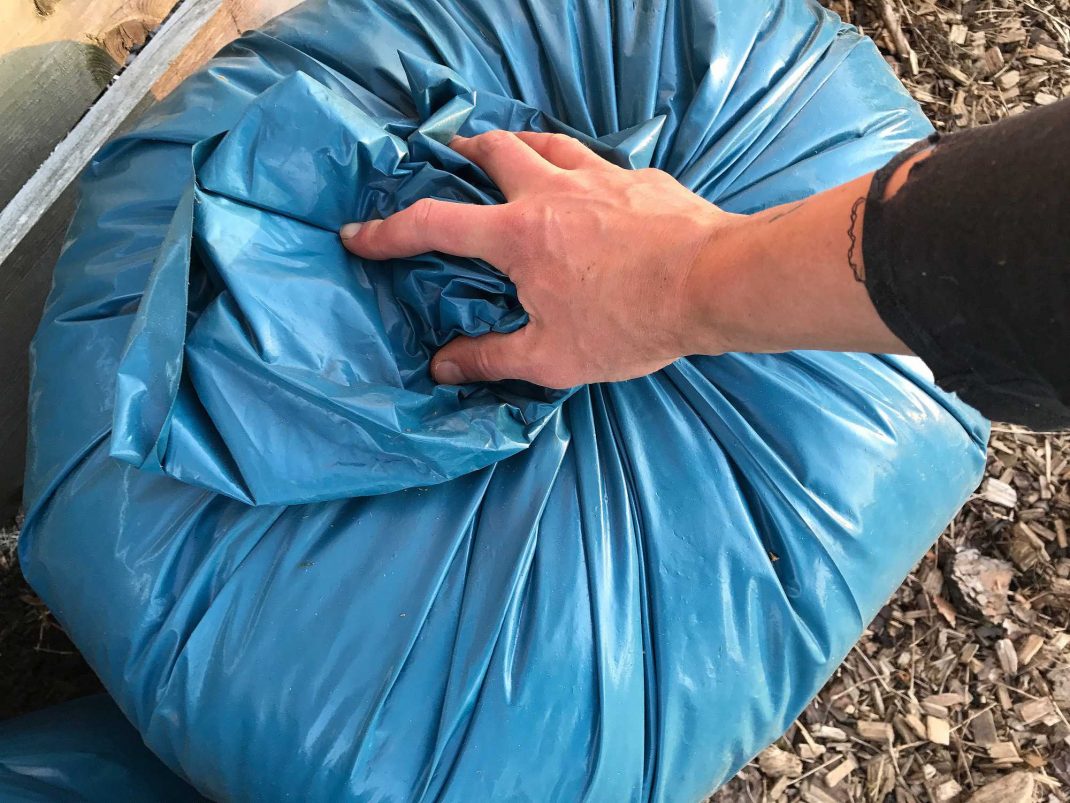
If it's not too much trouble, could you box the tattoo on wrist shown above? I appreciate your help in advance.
[847,196,865,282]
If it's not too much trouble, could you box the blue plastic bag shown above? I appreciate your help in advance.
[21,0,987,800]
[0,696,202,801]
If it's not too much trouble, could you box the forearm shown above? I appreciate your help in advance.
[342,115,1070,430]
[683,166,919,357]
[685,97,1069,428]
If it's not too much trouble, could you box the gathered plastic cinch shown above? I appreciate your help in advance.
[109,60,667,504]
[20,1,987,800]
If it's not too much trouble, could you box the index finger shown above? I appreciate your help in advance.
[340,198,508,264]
[513,131,613,171]
[450,131,559,199]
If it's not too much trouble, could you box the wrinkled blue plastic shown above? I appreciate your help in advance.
[20,0,988,800]
[0,696,202,801]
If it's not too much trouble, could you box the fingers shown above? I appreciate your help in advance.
[450,131,559,199]
[432,327,546,385]
[340,198,502,261]
[512,131,612,171]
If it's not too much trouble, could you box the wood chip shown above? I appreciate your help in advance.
[1009,524,1048,571]
[980,477,1017,507]
[1032,44,1064,63]
[922,701,950,719]
[965,771,1035,803]
[866,756,894,800]
[1016,698,1056,726]
[824,756,857,788]
[1034,92,1059,106]
[811,725,847,741]
[998,684,1014,712]
[943,63,971,85]
[758,745,802,779]
[982,46,1005,74]
[857,720,895,744]
[960,642,979,664]
[798,743,826,761]
[1024,755,1046,770]
[949,24,968,46]
[1017,634,1044,666]
[996,70,1021,90]
[936,778,962,802]
[927,715,951,746]
[987,741,1022,762]
[995,27,1028,45]
[948,549,1014,620]
[997,638,1019,676]
[800,784,839,803]
[926,692,965,708]
[769,776,791,800]
[904,713,928,740]
[971,709,999,747]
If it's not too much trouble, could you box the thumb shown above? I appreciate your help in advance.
[431,329,533,385]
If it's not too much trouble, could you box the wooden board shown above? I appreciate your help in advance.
[0,0,179,63]
[0,0,176,209]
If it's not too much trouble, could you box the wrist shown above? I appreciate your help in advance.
[680,172,912,358]
[678,210,765,356]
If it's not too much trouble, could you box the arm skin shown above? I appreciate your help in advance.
[339,130,930,387]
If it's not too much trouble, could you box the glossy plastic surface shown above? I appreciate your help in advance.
[21,1,988,800]
[0,696,202,801]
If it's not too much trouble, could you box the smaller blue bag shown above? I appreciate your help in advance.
[0,696,202,802]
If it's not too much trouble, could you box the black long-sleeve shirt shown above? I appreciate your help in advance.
[863,97,1070,429]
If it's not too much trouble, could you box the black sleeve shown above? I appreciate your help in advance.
[862,97,1070,430]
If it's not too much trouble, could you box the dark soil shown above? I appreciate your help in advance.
[0,524,102,720]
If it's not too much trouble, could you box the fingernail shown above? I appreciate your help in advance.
[448,134,467,146]
[433,360,464,385]
[339,222,363,240]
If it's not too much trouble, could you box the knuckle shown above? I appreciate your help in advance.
[409,198,438,228]
[474,130,513,153]
[638,166,671,184]
[531,365,572,390]
[522,345,569,389]
[553,138,590,168]
[502,202,535,237]
[545,132,574,154]
[506,204,553,255]
[352,220,382,253]
[471,346,502,380]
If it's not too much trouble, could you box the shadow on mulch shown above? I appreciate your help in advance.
[0,525,102,720]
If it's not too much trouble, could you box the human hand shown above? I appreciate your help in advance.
[340,131,738,387]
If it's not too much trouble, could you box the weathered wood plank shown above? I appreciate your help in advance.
[0,0,223,266]
[0,0,178,211]
[0,42,114,210]
[0,0,179,63]
[0,0,300,521]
